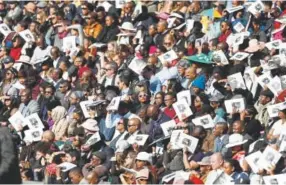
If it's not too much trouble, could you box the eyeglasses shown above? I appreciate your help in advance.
[128,124,135,127]
[164,42,172,46]
[106,68,112,71]
[164,98,172,102]
[81,7,87,10]
[45,91,52,94]
[139,94,148,98]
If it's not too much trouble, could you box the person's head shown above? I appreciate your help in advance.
[85,171,99,184]
[118,76,130,90]
[21,169,33,181]
[105,15,115,27]
[59,80,71,93]
[36,11,47,24]
[65,149,80,164]
[259,90,273,105]
[220,21,230,33]
[136,152,151,169]
[210,153,224,170]
[5,67,17,81]
[190,1,201,14]
[95,6,105,23]
[81,2,92,16]
[223,159,242,175]
[177,59,189,76]
[154,92,165,107]
[185,67,197,80]
[148,24,157,36]
[105,61,118,77]
[213,122,228,137]
[20,88,32,104]
[142,66,154,80]
[51,68,63,81]
[74,56,85,68]
[279,109,286,119]
[91,152,106,166]
[42,130,55,143]
[164,92,176,108]
[69,167,84,184]
[116,119,127,133]
[163,34,175,50]
[12,36,22,48]
[252,18,261,32]
[146,104,160,120]
[35,141,51,160]
[50,46,60,60]
[69,91,84,105]
[198,156,212,174]
[44,85,56,99]
[232,120,245,134]
[112,53,123,67]
[157,20,167,33]
[128,118,141,134]
[191,125,206,139]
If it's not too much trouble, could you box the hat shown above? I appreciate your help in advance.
[185,53,212,65]
[226,133,248,148]
[92,151,106,162]
[37,1,47,8]
[209,95,224,102]
[136,152,152,164]
[192,75,206,90]
[244,39,265,53]
[16,55,30,64]
[115,140,130,153]
[81,119,99,132]
[197,156,211,166]
[3,56,14,64]
[136,168,149,180]
[119,22,136,32]
[260,89,274,99]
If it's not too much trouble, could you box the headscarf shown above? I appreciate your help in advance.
[51,106,67,124]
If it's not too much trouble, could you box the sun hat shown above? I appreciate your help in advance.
[197,156,211,166]
[16,55,31,64]
[244,39,265,53]
[115,140,130,153]
[37,1,47,8]
[119,22,136,32]
[136,152,152,164]
[81,119,99,132]
[226,133,248,148]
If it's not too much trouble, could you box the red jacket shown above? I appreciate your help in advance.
[10,47,21,60]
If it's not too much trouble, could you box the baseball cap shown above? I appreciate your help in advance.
[37,1,47,8]
[2,56,14,64]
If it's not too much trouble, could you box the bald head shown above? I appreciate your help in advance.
[146,104,160,120]
[127,118,141,134]
[157,21,167,33]
[85,171,99,184]
[210,153,224,170]
[42,130,55,143]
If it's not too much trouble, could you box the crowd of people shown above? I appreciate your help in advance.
[0,0,286,184]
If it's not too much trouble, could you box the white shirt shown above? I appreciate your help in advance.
[53,57,60,68]
[30,46,52,64]
[272,119,286,136]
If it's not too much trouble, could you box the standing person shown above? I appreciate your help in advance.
[0,127,22,184]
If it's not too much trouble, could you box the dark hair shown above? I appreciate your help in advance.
[95,6,105,12]
[224,159,242,173]
[216,122,228,134]
[35,142,51,154]
[119,75,130,87]
[67,149,81,162]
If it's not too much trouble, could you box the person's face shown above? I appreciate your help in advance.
[74,58,83,67]
[163,38,173,50]
[136,159,146,169]
[127,119,138,134]
[86,173,99,184]
[223,162,234,175]
[155,94,164,106]
[0,2,4,10]
[69,173,82,184]
[116,121,125,132]
[148,25,156,36]
[213,125,223,137]
[259,95,270,105]
[118,79,125,90]
[51,49,59,60]
[90,155,101,166]
[252,23,259,31]
[9,3,16,9]
[59,62,67,72]
[210,156,223,170]
[105,64,114,77]
[65,153,73,163]
[44,87,54,98]
[137,178,148,185]
[5,70,13,80]
[279,111,286,119]
[192,87,200,95]
[157,22,165,33]
[12,37,20,47]
[177,66,186,76]
[19,77,27,86]
[51,71,59,80]
[200,165,211,174]
[185,67,196,80]
[233,122,243,134]
[220,22,229,33]
[69,95,78,105]
[194,96,202,109]
[210,101,219,109]
[81,6,89,16]
[20,91,31,104]
[105,16,113,27]
[97,11,104,21]
[124,3,133,14]
[164,94,175,108]
[138,92,148,103]
[112,55,122,67]
[29,22,36,32]
[35,151,44,160]
[4,98,11,107]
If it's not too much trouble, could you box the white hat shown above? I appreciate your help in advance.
[119,22,136,32]
[226,133,248,148]
[16,55,31,64]
[136,152,152,164]
[81,119,99,132]
[115,140,130,153]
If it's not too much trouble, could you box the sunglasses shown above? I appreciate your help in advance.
[139,94,148,98]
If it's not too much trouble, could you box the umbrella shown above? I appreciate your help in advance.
[184,53,213,65]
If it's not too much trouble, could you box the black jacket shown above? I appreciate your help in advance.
[95,24,120,43]
[0,127,22,184]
